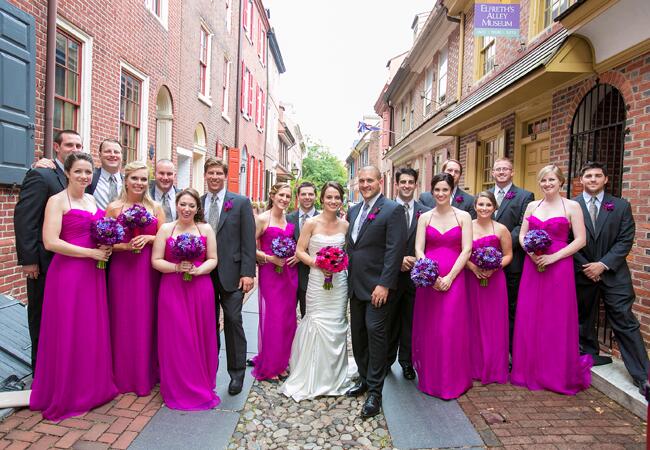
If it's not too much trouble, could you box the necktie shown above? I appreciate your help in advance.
[108,175,118,202]
[300,213,306,230]
[208,194,220,232]
[589,196,598,226]
[404,203,410,227]
[496,189,505,207]
[161,193,173,223]
[355,202,370,239]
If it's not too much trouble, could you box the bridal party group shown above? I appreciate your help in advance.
[13,129,648,422]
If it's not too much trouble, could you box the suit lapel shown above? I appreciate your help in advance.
[494,186,513,221]
[216,191,232,233]
[357,195,384,243]
[594,193,612,240]
[576,195,596,238]
[408,202,423,240]
[54,165,67,190]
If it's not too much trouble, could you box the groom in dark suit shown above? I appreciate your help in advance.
[286,181,319,318]
[419,158,476,218]
[14,129,83,369]
[387,168,429,380]
[574,162,649,391]
[346,166,407,418]
[201,157,256,395]
[489,157,534,346]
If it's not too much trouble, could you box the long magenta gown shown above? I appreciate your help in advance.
[412,225,472,399]
[108,218,160,396]
[30,209,118,421]
[158,233,219,410]
[467,234,509,385]
[511,216,592,395]
[252,224,298,380]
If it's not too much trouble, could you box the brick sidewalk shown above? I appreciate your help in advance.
[458,382,647,449]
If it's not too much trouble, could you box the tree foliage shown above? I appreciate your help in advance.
[299,142,347,194]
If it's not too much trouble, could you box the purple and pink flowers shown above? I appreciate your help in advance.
[367,207,381,222]
[410,258,440,288]
[90,217,125,269]
[224,200,233,212]
[523,229,552,272]
[271,235,296,274]
[170,233,206,281]
[504,191,516,200]
[454,195,464,204]
[315,246,348,290]
[118,204,155,253]
[603,201,614,212]
[470,246,503,287]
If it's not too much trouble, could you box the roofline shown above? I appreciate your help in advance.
[268,28,286,73]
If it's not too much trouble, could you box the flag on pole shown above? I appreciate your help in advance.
[357,121,381,133]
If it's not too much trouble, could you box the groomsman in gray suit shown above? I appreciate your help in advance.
[489,157,534,346]
[387,168,429,380]
[573,162,648,393]
[286,181,319,318]
[149,159,180,222]
[419,159,476,218]
[201,157,256,395]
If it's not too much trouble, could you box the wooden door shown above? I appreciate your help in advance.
[523,139,550,199]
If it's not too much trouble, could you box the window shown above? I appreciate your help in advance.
[400,104,406,137]
[437,48,448,103]
[54,30,81,135]
[543,0,575,29]
[260,90,265,129]
[481,138,498,191]
[248,71,254,117]
[479,36,496,77]
[120,71,142,164]
[145,0,168,28]
[222,58,231,116]
[241,63,251,118]
[409,92,415,130]
[148,0,160,16]
[192,124,207,190]
[242,0,250,34]
[225,0,232,33]
[423,66,433,117]
[255,83,261,127]
[360,148,369,167]
[199,25,212,101]
[247,0,254,42]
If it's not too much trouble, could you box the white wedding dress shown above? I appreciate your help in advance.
[280,233,353,401]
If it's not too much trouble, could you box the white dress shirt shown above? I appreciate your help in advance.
[204,187,226,221]
[582,190,605,216]
[154,186,177,221]
[93,168,122,210]
[298,207,316,230]
[352,193,380,242]
[396,197,415,227]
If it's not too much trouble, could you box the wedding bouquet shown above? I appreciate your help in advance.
[410,258,440,288]
[523,229,552,272]
[470,246,503,287]
[118,204,155,253]
[170,233,206,281]
[270,236,296,274]
[90,217,125,269]
[314,246,348,290]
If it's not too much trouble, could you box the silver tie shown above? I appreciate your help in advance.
[300,213,306,230]
[208,195,220,232]
[589,196,598,226]
[161,193,173,223]
[404,203,410,227]
[496,189,505,207]
[108,175,118,202]
[354,202,371,240]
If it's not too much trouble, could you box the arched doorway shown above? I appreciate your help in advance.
[239,146,248,196]
[567,83,626,197]
[192,123,207,190]
[156,86,173,162]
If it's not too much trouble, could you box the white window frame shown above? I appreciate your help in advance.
[145,0,169,30]
[176,147,192,189]
[242,67,250,120]
[225,0,232,33]
[222,58,231,120]
[119,61,149,163]
[437,47,448,104]
[56,18,93,153]
[423,65,433,117]
[198,24,213,106]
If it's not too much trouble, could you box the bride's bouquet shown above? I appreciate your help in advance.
[410,258,439,288]
[523,229,552,272]
[470,246,503,287]
[90,217,125,269]
[271,236,296,274]
[118,204,155,253]
[314,246,348,290]
[170,233,206,281]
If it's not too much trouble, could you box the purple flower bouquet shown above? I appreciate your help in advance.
[410,258,440,288]
[119,204,155,253]
[90,217,125,269]
[523,229,552,272]
[271,235,296,274]
[470,246,503,287]
[170,233,206,281]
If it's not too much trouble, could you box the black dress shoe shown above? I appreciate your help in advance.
[361,394,382,418]
[402,365,416,380]
[345,381,368,397]
[228,378,243,395]
[246,358,255,367]
[592,354,613,366]
[632,378,649,399]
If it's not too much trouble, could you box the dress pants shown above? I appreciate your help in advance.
[578,280,649,381]
[386,279,414,368]
[505,270,522,352]
[26,274,46,370]
[297,287,306,318]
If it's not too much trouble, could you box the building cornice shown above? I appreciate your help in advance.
[268,28,286,73]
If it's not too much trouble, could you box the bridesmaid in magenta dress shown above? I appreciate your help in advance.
[30,152,117,421]
[511,164,592,395]
[152,188,220,410]
[465,191,512,385]
[252,182,299,381]
[412,173,473,399]
[106,161,164,396]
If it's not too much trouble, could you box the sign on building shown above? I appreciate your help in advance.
[474,0,520,38]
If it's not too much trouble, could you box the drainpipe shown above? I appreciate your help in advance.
[456,12,465,102]
[43,0,57,159]
[234,0,243,149]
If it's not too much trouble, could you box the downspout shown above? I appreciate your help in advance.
[456,12,464,102]
[264,26,269,198]
[44,0,57,159]
[234,0,243,148]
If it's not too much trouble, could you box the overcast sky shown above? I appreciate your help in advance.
[265,0,435,160]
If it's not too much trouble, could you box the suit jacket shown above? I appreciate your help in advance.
[14,166,67,272]
[346,195,407,300]
[148,182,180,200]
[86,168,101,195]
[201,191,256,292]
[490,185,534,274]
[397,200,430,290]
[573,193,634,287]
[419,189,477,219]
[286,209,319,293]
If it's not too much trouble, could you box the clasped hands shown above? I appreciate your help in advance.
[528,252,559,271]
[175,260,201,276]
[582,262,606,282]
[89,245,112,262]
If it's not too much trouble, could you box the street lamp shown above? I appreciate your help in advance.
[291,165,299,177]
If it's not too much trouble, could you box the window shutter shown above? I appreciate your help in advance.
[261,90,266,129]
[247,73,253,117]
[254,82,260,127]
[464,142,477,194]
[243,0,248,30]
[258,160,264,200]
[227,147,240,192]
[240,62,245,113]
[497,130,506,158]
[252,158,258,201]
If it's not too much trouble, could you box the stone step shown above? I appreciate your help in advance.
[591,358,647,420]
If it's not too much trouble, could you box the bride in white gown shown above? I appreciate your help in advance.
[281,182,353,401]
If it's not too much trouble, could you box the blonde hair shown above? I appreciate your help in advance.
[266,182,292,210]
[118,160,156,211]
[537,164,565,186]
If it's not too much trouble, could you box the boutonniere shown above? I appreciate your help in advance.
[416,210,423,220]
[367,207,381,222]
[454,195,464,204]
[504,191,516,200]
[603,201,614,212]
[223,200,233,212]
